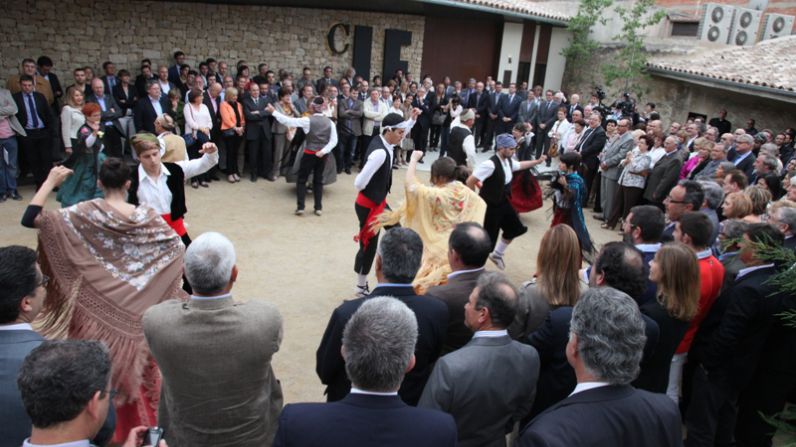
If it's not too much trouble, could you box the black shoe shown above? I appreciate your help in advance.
[345,168,351,175]
[10,191,22,201]
[250,174,257,182]
[0,194,6,203]
[392,164,399,170]
[592,214,605,221]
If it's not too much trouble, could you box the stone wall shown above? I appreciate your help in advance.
[0,0,425,85]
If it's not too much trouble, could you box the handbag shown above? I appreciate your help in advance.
[432,110,446,126]
[182,132,196,147]
[548,141,559,159]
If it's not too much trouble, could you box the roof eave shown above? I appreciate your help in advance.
[647,66,796,105]
[417,0,570,26]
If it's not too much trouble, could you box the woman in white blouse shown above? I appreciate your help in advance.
[563,119,585,153]
[547,107,572,157]
[60,86,86,155]
[183,90,213,188]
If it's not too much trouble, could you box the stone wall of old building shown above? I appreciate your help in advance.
[0,0,425,85]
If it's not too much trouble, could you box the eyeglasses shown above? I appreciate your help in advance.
[37,274,49,288]
[665,195,686,204]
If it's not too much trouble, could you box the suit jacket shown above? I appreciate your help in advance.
[167,64,181,86]
[576,126,607,170]
[133,96,172,134]
[203,93,222,134]
[565,103,583,121]
[144,296,283,447]
[643,152,683,203]
[273,393,457,447]
[538,101,559,131]
[634,301,690,393]
[316,77,339,94]
[362,98,388,136]
[601,131,635,180]
[526,306,660,420]
[419,335,540,447]
[6,75,54,105]
[518,99,539,125]
[487,91,503,119]
[426,269,484,353]
[337,96,363,136]
[517,385,683,447]
[85,93,124,133]
[499,93,522,123]
[100,75,118,98]
[0,329,44,445]
[43,72,63,103]
[13,91,54,135]
[242,95,273,140]
[112,84,138,115]
[468,91,489,121]
[734,152,756,180]
[0,88,26,136]
[316,284,449,405]
[412,94,433,128]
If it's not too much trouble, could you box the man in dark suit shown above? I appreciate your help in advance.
[316,66,339,95]
[576,112,606,203]
[278,296,457,447]
[13,75,54,189]
[535,90,559,163]
[498,82,522,135]
[133,81,171,134]
[519,287,681,447]
[144,232,283,446]
[644,135,684,210]
[203,83,223,173]
[420,272,540,447]
[0,246,46,446]
[769,206,796,251]
[565,93,583,121]
[686,224,795,447]
[661,180,703,243]
[517,90,538,128]
[426,222,490,354]
[728,133,756,179]
[100,61,118,98]
[411,86,433,158]
[316,228,448,405]
[468,81,489,148]
[86,78,124,158]
[168,51,185,86]
[483,82,504,152]
[242,83,273,181]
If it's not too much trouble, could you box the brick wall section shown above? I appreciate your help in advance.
[0,0,425,85]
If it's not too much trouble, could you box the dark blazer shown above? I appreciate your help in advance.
[487,91,503,117]
[565,103,583,121]
[242,95,273,141]
[203,93,222,134]
[412,94,433,128]
[468,91,489,121]
[734,152,756,180]
[538,101,559,131]
[577,126,607,170]
[526,305,660,420]
[45,72,63,103]
[644,152,683,204]
[134,74,156,98]
[498,93,522,123]
[517,385,683,447]
[316,284,449,405]
[0,329,44,445]
[634,300,689,393]
[85,93,124,133]
[13,91,54,134]
[426,268,484,354]
[168,64,181,86]
[133,96,172,134]
[112,84,138,115]
[273,393,457,447]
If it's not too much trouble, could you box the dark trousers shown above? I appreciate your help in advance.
[180,232,193,294]
[19,130,52,189]
[606,185,644,227]
[223,134,241,175]
[474,118,486,147]
[735,366,796,447]
[247,136,271,179]
[581,165,598,206]
[483,118,497,150]
[296,152,325,210]
[684,368,738,447]
[354,202,380,275]
[439,125,450,158]
[534,131,547,159]
[412,123,429,154]
[102,126,123,158]
[429,124,442,148]
[483,198,528,249]
[339,132,358,170]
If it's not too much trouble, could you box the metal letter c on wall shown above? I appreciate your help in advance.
[327,23,350,55]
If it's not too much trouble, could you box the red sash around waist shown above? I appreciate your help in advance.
[160,214,187,237]
[354,192,387,250]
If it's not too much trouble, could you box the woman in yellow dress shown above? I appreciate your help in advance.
[378,150,487,293]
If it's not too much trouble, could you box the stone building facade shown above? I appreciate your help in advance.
[0,0,425,84]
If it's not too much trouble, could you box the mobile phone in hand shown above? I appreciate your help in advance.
[143,427,164,446]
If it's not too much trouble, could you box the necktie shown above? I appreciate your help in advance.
[27,94,40,128]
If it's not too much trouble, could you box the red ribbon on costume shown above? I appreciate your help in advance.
[160,214,187,237]
[353,192,387,251]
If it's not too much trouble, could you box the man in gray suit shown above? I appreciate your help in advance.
[599,118,634,221]
[517,90,538,128]
[86,78,125,158]
[338,83,363,174]
[144,232,284,447]
[419,272,540,447]
[426,222,491,354]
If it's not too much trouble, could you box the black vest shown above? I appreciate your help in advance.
[361,138,393,204]
[479,155,506,206]
[447,126,471,166]
[128,162,187,220]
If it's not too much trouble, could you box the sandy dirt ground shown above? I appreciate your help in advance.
[0,165,620,404]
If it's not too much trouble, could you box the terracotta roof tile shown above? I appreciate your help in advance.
[440,0,575,22]
[646,35,796,92]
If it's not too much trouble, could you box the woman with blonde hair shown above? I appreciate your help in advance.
[722,191,754,220]
[60,86,86,155]
[510,224,583,339]
[220,86,245,182]
[635,242,699,393]
[745,185,772,222]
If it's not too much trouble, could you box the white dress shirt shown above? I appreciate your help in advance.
[472,329,509,338]
[23,440,90,447]
[0,322,33,331]
[451,121,478,167]
[569,381,611,397]
[350,386,398,396]
[355,134,393,191]
[473,156,521,184]
[136,151,219,215]
[271,109,338,155]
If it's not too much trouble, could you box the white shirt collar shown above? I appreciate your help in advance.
[0,322,34,331]
[635,243,661,253]
[23,440,91,447]
[138,163,170,183]
[736,263,775,280]
[350,387,398,396]
[472,329,508,338]
[569,381,611,397]
[190,293,232,301]
[696,248,713,260]
[447,267,484,279]
[379,134,394,151]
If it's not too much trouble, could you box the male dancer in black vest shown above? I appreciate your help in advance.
[465,133,545,270]
[352,110,419,296]
[128,132,219,292]
[268,97,337,215]
[447,108,478,167]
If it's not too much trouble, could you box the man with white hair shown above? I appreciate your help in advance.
[279,297,456,446]
[768,204,796,251]
[144,231,284,447]
[517,287,682,447]
[447,108,478,167]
